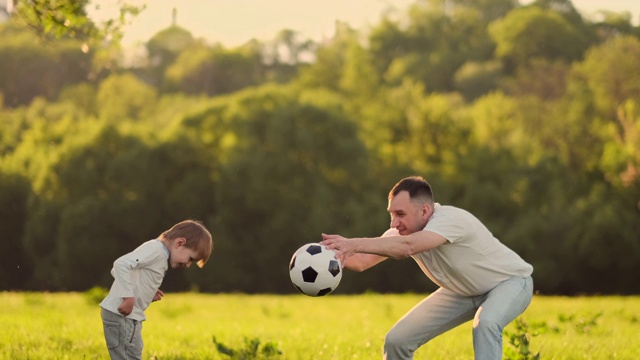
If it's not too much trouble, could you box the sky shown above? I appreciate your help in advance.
[89,0,640,48]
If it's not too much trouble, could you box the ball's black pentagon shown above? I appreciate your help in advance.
[328,260,341,277]
[317,288,333,296]
[289,256,296,271]
[301,266,318,282]
[306,245,322,255]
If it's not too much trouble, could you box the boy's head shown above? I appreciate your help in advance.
[159,220,213,268]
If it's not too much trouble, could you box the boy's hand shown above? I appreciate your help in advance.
[152,289,164,302]
[118,297,135,316]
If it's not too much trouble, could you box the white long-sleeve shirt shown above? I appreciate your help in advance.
[100,239,169,321]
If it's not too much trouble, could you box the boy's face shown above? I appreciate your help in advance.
[169,238,200,269]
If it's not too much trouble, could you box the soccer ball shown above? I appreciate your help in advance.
[289,243,342,296]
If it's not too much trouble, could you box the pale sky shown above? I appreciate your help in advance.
[89,0,640,48]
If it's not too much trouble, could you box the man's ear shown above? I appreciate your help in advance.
[422,204,431,218]
[176,237,187,247]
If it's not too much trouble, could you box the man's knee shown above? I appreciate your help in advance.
[384,326,421,359]
[472,317,504,359]
[384,327,405,349]
[473,317,503,336]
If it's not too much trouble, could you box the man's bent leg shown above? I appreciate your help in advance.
[384,288,477,360]
[472,276,533,360]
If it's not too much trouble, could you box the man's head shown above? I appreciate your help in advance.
[387,176,434,235]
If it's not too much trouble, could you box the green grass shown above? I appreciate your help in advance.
[0,292,639,359]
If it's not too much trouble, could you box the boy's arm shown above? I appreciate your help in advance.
[152,289,164,301]
[110,253,138,299]
[118,297,135,316]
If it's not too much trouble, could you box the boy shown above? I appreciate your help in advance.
[100,220,213,360]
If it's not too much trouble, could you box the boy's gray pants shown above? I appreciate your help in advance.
[101,307,143,360]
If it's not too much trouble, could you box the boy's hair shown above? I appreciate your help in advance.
[389,176,434,206]
[160,220,213,268]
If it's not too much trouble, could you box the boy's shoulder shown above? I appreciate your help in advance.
[135,239,162,249]
[122,239,169,266]
[128,239,167,257]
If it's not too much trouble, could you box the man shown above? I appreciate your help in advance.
[321,176,533,360]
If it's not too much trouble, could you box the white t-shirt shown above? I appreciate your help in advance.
[100,240,169,321]
[386,204,533,296]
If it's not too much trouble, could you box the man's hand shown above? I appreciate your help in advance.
[118,297,135,316]
[152,289,164,302]
[320,233,356,265]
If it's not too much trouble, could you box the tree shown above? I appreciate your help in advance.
[173,84,384,292]
[370,0,514,92]
[489,6,588,72]
[96,72,157,122]
[530,0,585,25]
[502,58,570,100]
[57,82,98,116]
[0,170,32,289]
[21,122,217,290]
[296,21,359,91]
[572,36,640,117]
[11,0,143,73]
[270,29,315,65]
[591,11,640,41]
[163,44,216,95]
[339,39,381,99]
[0,22,92,107]
[261,30,315,84]
[145,25,196,86]
[11,0,143,51]
[165,44,262,96]
[453,60,503,101]
[568,36,640,233]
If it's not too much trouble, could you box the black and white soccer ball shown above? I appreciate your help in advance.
[289,243,342,297]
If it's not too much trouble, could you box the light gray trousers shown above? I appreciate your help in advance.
[101,307,144,360]
[383,276,534,360]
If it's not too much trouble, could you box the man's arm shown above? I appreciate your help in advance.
[341,253,388,272]
[321,230,447,267]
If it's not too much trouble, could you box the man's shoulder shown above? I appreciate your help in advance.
[431,204,481,226]
[433,204,469,216]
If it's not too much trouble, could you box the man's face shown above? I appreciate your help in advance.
[387,191,430,235]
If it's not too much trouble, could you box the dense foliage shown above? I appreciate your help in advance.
[1,0,639,294]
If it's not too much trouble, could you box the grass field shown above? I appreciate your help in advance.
[1,292,638,359]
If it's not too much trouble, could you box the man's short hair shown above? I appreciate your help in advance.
[389,176,434,204]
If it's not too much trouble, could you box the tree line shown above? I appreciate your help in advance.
[1,0,639,295]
